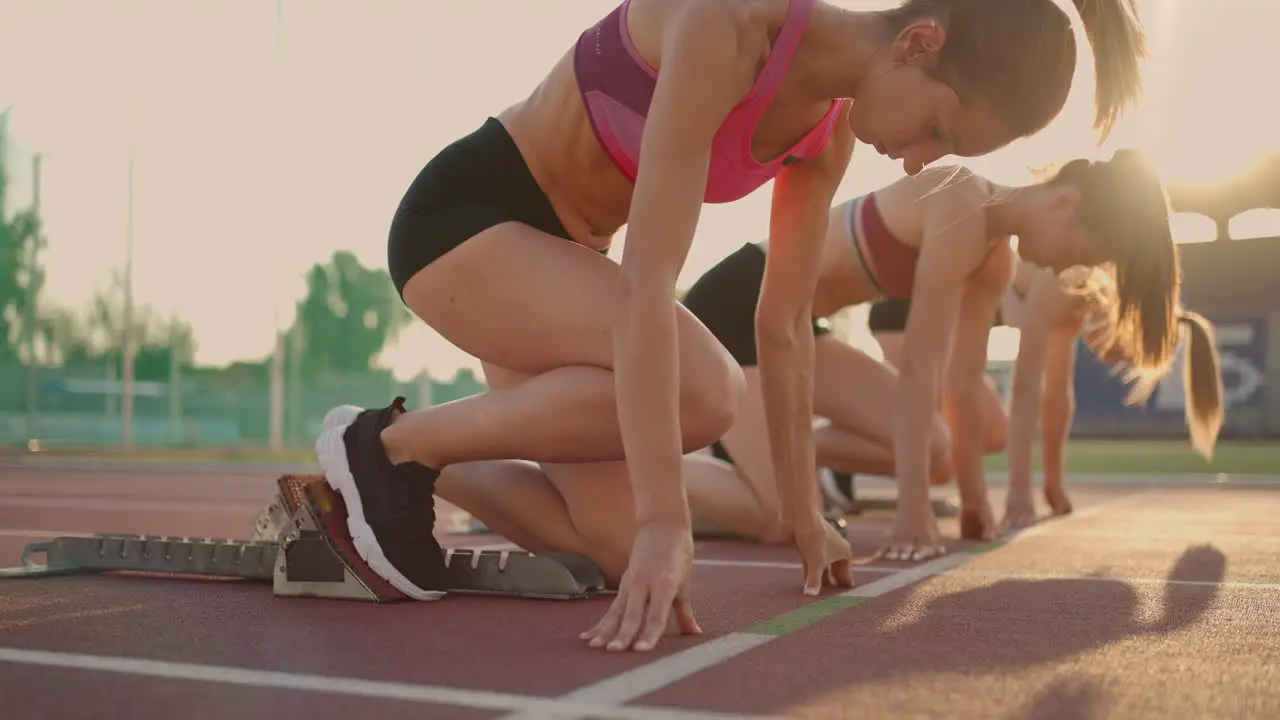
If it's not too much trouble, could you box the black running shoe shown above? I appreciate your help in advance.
[315,397,448,599]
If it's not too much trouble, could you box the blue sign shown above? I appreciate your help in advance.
[1072,314,1268,433]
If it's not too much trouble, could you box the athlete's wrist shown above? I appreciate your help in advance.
[636,503,693,531]
[781,474,821,525]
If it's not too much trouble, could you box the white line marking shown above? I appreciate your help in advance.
[950,569,1280,591]
[1045,528,1280,544]
[982,473,1280,488]
[504,492,1143,720]
[543,634,775,715]
[841,552,972,598]
[529,552,966,719]
[0,458,317,475]
[0,497,258,514]
[0,529,95,539]
[692,558,898,574]
[0,648,755,720]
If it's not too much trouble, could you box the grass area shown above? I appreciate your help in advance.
[3,439,1278,475]
[983,439,1280,476]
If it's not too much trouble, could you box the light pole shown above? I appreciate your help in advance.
[122,157,136,449]
[267,0,287,451]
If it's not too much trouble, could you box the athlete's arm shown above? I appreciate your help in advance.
[892,169,993,546]
[1007,271,1086,508]
[1005,291,1054,508]
[1041,318,1084,493]
[613,4,756,529]
[941,262,1006,523]
[755,106,855,542]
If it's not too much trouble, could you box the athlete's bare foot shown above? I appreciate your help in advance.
[1045,484,1073,516]
[959,501,999,541]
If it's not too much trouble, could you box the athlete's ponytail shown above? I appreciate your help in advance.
[1084,307,1225,460]
[1176,311,1225,460]
[1070,0,1147,141]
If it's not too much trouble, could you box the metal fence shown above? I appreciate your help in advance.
[0,361,487,450]
[4,311,1277,451]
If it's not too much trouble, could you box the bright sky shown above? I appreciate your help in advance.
[2,0,1278,380]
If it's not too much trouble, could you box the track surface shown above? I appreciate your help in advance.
[0,464,1277,719]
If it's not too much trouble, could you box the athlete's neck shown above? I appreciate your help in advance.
[984,183,1037,238]
[791,4,884,101]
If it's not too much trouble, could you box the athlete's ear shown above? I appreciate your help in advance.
[1049,184,1082,214]
[891,20,946,70]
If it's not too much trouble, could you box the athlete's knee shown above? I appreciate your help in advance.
[577,536,631,587]
[565,518,633,587]
[680,352,746,449]
[985,413,1009,454]
[982,377,1009,454]
[928,417,954,486]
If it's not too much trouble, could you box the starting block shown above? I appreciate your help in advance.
[0,474,608,602]
[841,475,959,517]
[855,497,960,518]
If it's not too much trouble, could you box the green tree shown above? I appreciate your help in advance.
[0,110,46,364]
[289,250,411,380]
[38,270,197,379]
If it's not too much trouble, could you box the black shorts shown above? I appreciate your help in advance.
[866,296,1005,333]
[866,297,912,333]
[682,242,830,367]
[387,117,580,298]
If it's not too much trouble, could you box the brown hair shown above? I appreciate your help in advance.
[883,0,1147,141]
[1049,149,1179,390]
[1083,310,1225,459]
[1175,311,1226,458]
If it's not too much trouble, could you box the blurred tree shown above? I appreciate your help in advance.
[0,110,47,364]
[38,270,197,379]
[289,250,412,380]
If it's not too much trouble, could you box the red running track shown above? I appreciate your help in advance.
[0,463,1277,719]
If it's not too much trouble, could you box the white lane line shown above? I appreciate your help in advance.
[950,569,1280,591]
[502,492,1143,719]
[0,529,95,539]
[533,553,966,717]
[691,558,898,574]
[0,648,756,720]
[0,497,258,514]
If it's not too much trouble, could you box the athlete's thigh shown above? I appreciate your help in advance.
[482,362,636,549]
[716,368,782,512]
[403,222,739,383]
[872,331,905,369]
[812,334,901,444]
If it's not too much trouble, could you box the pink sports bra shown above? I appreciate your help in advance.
[573,0,847,204]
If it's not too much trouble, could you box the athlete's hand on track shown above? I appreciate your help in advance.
[794,514,854,595]
[875,507,947,563]
[580,521,700,652]
[1003,487,1039,531]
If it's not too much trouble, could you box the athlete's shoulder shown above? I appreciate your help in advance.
[908,165,988,197]
[644,0,757,42]
[630,0,767,71]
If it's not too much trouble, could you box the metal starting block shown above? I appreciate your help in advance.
[0,474,608,603]
[840,473,959,517]
[855,497,960,518]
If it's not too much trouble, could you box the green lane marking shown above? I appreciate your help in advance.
[741,596,868,636]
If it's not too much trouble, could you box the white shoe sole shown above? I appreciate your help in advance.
[818,467,853,512]
[249,406,391,543]
[315,405,446,601]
